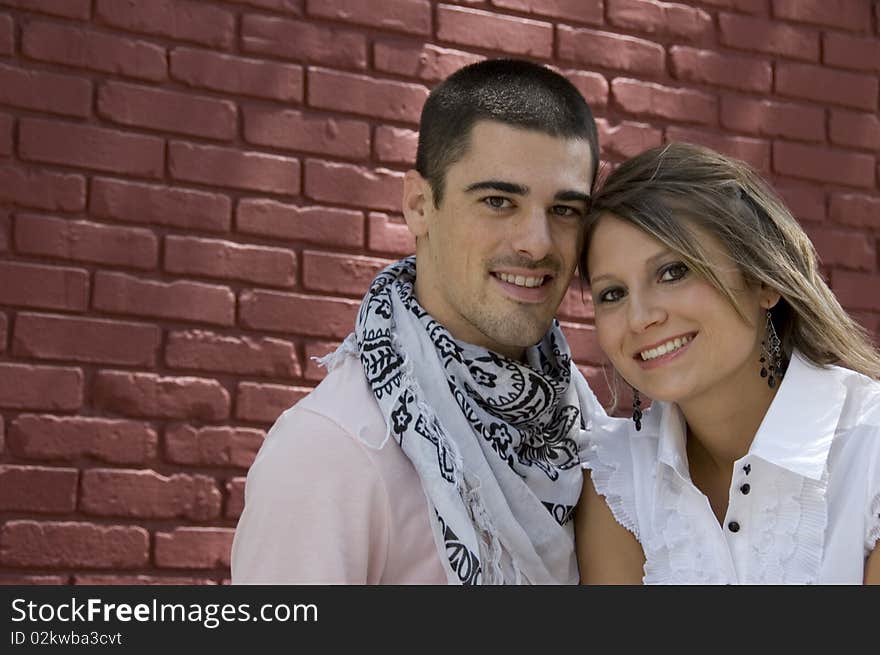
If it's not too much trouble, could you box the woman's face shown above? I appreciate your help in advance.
[586,213,778,406]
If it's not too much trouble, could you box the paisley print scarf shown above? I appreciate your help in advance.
[325,257,592,584]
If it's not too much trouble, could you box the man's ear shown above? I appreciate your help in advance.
[402,170,432,238]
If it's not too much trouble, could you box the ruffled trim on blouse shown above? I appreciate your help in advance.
[642,470,728,584]
[581,425,641,541]
[866,490,880,555]
[750,472,827,584]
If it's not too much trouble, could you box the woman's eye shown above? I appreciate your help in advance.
[597,287,625,304]
[659,262,689,282]
[482,196,512,210]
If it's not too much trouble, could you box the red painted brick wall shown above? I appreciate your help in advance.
[0,0,877,585]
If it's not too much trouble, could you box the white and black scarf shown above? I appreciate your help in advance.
[324,257,595,584]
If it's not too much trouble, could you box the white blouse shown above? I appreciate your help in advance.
[583,352,880,584]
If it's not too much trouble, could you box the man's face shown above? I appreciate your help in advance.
[403,120,594,360]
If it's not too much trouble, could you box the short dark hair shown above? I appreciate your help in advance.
[415,58,600,206]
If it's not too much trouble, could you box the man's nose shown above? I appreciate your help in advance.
[510,206,553,262]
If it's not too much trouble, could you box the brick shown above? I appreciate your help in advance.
[830,110,880,151]
[0,465,78,513]
[612,78,717,125]
[0,521,149,568]
[236,381,310,423]
[13,313,160,366]
[0,209,8,252]
[0,575,68,585]
[671,46,771,93]
[9,414,158,464]
[171,47,303,102]
[0,261,88,311]
[169,142,300,195]
[373,41,483,81]
[0,0,90,19]
[692,0,765,13]
[90,178,231,233]
[81,469,221,520]
[776,62,878,111]
[0,165,85,211]
[307,0,431,35]
[774,183,826,223]
[95,0,234,48]
[490,0,603,24]
[309,68,429,124]
[719,13,819,61]
[305,160,404,211]
[98,81,237,141]
[833,271,880,311]
[374,126,418,165]
[166,329,301,378]
[165,424,265,468]
[824,32,880,73]
[830,193,880,230]
[0,312,6,351]
[240,289,359,338]
[0,112,11,156]
[596,119,663,159]
[237,199,364,248]
[558,281,594,320]
[14,213,158,269]
[437,4,552,57]
[243,107,369,159]
[0,15,12,55]
[224,0,302,13]
[803,226,874,271]
[368,212,415,255]
[20,118,164,177]
[94,370,230,421]
[666,126,770,172]
[560,322,604,364]
[721,96,824,142]
[154,527,234,569]
[74,574,216,585]
[773,142,875,189]
[0,363,82,410]
[608,0,712,39]
[303,251,389,296]
[226,477,246,519]
[241,14,366,69]
[558,26,665,75]
[165,235,297,288]
[563,70,610,109]
[0,63,92,117]
[304,340,342,381]
[773,0,871,32]
[22,21,167,81]
[94,271,235,326]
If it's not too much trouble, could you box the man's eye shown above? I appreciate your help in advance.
[659,262,689,282]
[597,287,625,304]
[550,205,581,218]
[482,196,512,209]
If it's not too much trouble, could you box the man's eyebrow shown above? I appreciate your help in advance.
[555,190,591,204]
[464,180,529,195]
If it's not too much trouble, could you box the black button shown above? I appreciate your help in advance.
[740,483,751,495]
[728,521,740,532]
[743,464,751,475]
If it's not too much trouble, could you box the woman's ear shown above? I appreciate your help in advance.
[759,283,782,311]
[402,170,432,239]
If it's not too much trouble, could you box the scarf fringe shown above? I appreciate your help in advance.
[313,333,358,372]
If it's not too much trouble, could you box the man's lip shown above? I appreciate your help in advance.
[631,332,698,359]
[490,268,556,279]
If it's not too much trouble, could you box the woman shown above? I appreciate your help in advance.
[576,142,880,584]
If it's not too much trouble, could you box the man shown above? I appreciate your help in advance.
[231,59,603,584]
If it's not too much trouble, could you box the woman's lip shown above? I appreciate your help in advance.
[634,333,697,369]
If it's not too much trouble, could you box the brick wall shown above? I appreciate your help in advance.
[0,0,877,584]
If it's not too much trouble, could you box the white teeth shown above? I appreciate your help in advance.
[497,272,545,288]
[640,336,691,361]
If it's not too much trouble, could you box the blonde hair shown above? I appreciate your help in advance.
[583,142,880,380]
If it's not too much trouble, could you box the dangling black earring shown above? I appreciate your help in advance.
[632,388,642,431]
[759,309,783,388]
